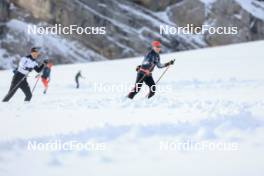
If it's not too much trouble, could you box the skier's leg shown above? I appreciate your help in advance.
[2,74,23,102]
[76,78,79,88]
[41,78,45,87]
[44,79,48,94]
[42,78,48,94]
[20,79,32,101]
[128,72,145,99]
[144,75,156,99]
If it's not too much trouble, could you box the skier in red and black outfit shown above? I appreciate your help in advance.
[40,61,53,94]
[128,41,174,99]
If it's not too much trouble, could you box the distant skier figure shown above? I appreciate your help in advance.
[128,41,174,99]
[75,70,84,89]
[2,47,47,102]
[40,61,53,94]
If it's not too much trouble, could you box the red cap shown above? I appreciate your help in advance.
[151,41,161,47]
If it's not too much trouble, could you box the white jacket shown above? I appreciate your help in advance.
[17,56,40,75]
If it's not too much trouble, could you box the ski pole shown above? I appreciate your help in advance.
[156,59,175,85]
[31,74,41,94]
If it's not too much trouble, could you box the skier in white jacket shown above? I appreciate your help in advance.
[2,47,47,102]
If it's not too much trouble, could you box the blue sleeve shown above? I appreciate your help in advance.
[155,58,165,68]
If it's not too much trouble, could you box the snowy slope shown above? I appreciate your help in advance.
[0,41,264,176]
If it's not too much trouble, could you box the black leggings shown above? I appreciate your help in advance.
[128,72,156,99]
[75,78,80,88]
[2,72,32,102]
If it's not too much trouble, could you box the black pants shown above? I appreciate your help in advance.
[75,78,80,88]
[128,71,156,99]
[2,72,32,102]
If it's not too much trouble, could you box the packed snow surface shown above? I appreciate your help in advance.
[0,41,264,176]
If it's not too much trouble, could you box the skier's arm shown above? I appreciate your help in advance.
[80,74,85,79]
[34,60,48,73]
[156,62,165,68]
[34,63,45,73]
[156,59,175,68]
[155,58,166,68]
[164,60,175,67]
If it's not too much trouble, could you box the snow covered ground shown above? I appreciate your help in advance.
[0,41,264,176]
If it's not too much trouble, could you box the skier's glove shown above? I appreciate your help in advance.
[43,60,49,64]
[164,60,175,67]
[136,65,141,72]
[164,62,170,67]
